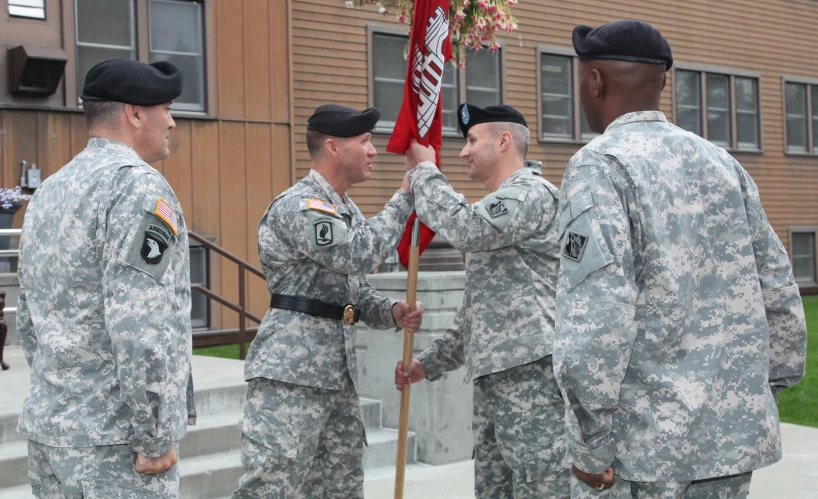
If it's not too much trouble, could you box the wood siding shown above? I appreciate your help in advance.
[291,0,818,253]
[0,0,293,328]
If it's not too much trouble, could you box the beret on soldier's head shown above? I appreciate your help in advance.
[307,105,380,138]
[81,59,183,106]
[458,103,528,138]
[572,20,673,70]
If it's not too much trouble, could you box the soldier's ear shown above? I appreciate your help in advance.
[591,69,604,98]
[325,137,341,159]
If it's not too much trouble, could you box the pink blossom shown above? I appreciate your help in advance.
[475,19,487,30]
[477,0,489,11]
[397,14,405,23]
[463,0,470,7]
[454,9,466,20]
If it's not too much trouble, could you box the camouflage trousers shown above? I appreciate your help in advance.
[570,471,752,498]
[26,439,179,498]
[472,356,571,499]
[231,377,365,499]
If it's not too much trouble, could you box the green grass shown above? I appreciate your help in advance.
[194,297,816,427]
[194,343,243,360]
[777,294,817,428]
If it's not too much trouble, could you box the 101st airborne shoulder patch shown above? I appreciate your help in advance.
[142,224,171,264]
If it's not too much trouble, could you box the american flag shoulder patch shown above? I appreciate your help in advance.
[154,197,178,236]
[307,198,336,215]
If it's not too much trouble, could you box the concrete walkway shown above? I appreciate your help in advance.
[365,423,818,498]
[3,347,817,498]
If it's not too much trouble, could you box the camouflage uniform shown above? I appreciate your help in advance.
[554,111,807,496]
[17,138,194,497]
[233,169,413,498]
[408,162,570,498]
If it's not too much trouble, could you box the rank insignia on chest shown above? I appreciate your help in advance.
[564,231,588,262]
[488,200,509,218]
[142,224,171,264]
[308,198,337,215]
[154,198,178,235]
[314,220,333,246]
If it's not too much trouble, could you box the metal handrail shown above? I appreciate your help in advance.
[188,231,266,359]
[0,229,22,236]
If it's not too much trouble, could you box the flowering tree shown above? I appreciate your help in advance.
[345,0,519,67]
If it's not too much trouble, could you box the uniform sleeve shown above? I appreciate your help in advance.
[16,290,36,366]
[357,278,398,330]
[554,161,639,475]
[735,163,807,396]
[260,190,414,276]
[103,170,185,458]
[409,162,549,252]
[417,306,466,380]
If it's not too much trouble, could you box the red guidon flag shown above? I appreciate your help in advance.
[386,0,453,269]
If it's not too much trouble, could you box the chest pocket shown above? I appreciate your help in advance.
[558,189,613,291]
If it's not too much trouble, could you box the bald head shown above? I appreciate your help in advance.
[579,60,667,133]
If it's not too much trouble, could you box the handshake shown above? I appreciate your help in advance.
[400,139,437,194]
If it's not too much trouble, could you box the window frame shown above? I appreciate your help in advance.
[9,0,47,19]
[782,75,818,156]
[789,226,818,287]
[66,0,215,117]
[367,24,506,137]
[535,46,597,145]
[672,63,763,153]
[188,242,211,329]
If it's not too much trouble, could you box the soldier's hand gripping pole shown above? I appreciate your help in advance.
[394,219,420,499]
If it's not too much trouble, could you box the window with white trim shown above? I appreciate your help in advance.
[792,230,817,285]
[537,50,597,142]
[674,69,760,150]
[784,81,818,154]
[76,0,136,96]
[190,245,210,328]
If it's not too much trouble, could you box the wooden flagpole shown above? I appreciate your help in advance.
[394,219,421,499]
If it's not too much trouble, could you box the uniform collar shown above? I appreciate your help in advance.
[499,167,529,189]
[86,137,141,158]
[308,169,349,209]
[605,111,668,132]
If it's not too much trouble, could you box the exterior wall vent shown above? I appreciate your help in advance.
[7,45,67,96]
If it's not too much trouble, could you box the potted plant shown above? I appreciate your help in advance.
[0,187,31,253]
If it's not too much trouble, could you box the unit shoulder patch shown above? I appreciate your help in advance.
[142,224,170,264]
[487,200,509,218]
[563,231,588,262]
[314,220,334,246]
[307,198,337,215]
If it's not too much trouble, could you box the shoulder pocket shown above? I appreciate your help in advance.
[558,189,613,291]
[477,186,525,231]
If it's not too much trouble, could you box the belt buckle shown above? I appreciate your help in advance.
[343,304,357,325]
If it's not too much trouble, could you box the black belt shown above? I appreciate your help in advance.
[269,293,360,325]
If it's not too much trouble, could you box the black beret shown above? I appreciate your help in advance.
[458,103,528,138]
[307,105,380,137]
[572,20,673,70]
[81,59,183,106]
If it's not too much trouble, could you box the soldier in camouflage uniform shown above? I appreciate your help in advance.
[17,59,195,498]
[395,104,570,498]
[232,104,423,499]
[555,21,808,498]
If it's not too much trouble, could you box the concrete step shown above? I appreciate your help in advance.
[0,440,27,488]
[363,427,417,471]
[0,484,32,499]
[179,450,243,499]
[359,397,381,429]
[180,412,241,460]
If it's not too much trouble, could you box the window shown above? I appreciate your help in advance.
[150,0,206,111]
[190,246,210,328]
[75,0,207,112]
[784,80,818,154]
[9,0,45,18]
[674,69,760,151]
[791,230,817,285]
[76,0,136,95]
[370,28,503,133]
[537,49,598,142]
